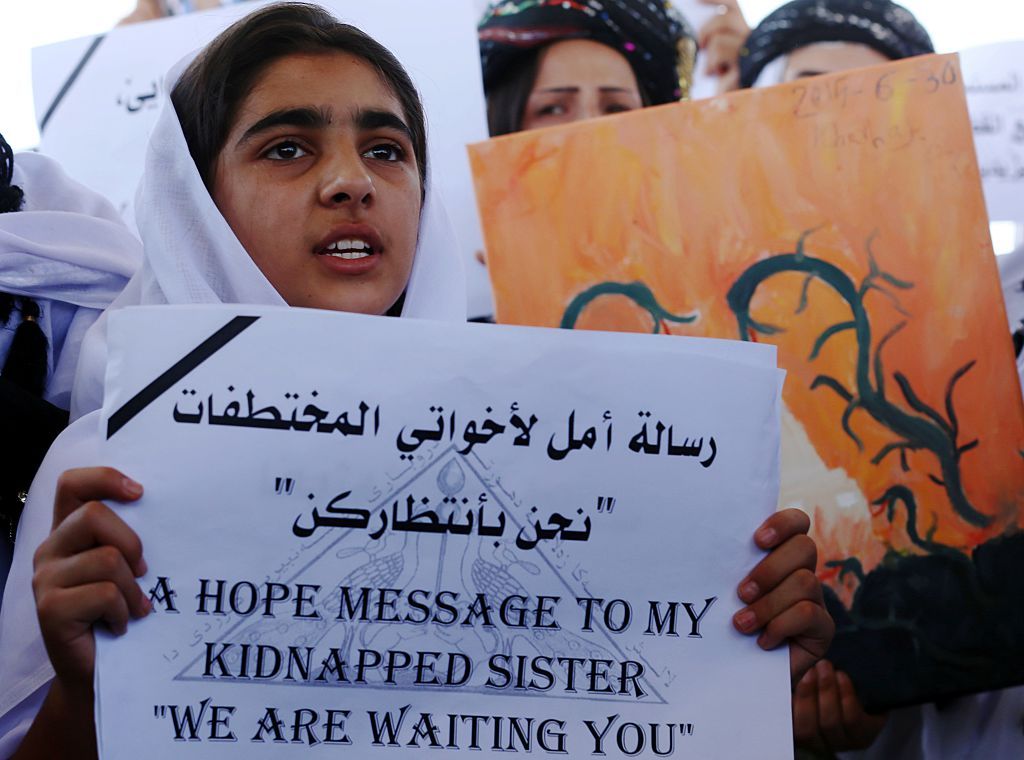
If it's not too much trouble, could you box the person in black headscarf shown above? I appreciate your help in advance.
[738,0,934,89]
[478,0,697,136]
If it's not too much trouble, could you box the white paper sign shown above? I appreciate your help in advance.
[31,0,494,316]
[94,306,790,758]
[961,41,1024,222]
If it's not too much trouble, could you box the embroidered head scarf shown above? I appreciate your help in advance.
[739,0,934,89]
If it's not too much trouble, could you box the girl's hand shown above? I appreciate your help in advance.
[32,467,150,688]
[794,661,888,752]
[732,508,834,685]
[697,0,752,93]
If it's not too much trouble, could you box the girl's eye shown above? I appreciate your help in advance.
[363,143,405,162]
[264,141,308,161]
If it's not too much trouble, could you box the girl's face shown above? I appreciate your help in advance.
[520,39,643,131]
[213,52,422,314]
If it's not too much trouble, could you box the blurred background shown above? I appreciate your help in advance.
[3,0,1023,252]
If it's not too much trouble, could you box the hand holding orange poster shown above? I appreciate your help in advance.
[470,54,1024,710]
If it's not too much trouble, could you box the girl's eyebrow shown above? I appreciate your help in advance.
[236,105,333,147]
[356,108,412,140]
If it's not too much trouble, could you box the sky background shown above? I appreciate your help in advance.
[2,1,1022,250]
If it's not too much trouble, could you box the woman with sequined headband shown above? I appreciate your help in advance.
[738,0,934,89]
[477,0,837,725]
[478,0,697,136]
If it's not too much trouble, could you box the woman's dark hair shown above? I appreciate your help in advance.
[485,49,542,137]
[485,44,652,137]
[172,2,427,194]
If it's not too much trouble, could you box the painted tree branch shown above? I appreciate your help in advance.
[560,282,698,333]
[726,229,991,530]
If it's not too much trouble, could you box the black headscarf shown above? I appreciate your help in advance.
[739,0,934,89]
[479,0,696,106]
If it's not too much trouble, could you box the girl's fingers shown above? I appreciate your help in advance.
[792,667,826,752]
[36,500,146,578]
[792,665,888,752]
[696,2,750,50]
[759,597,834,655]
[38,581,132,645]
[734,567,821,634]
[715,69,741,95]
[754,508,811,550]
[698,15,745,49]
[41,546,151,620]
[816,660,851,747]
[703,33,745,77]
[95,583,133,636]
[53,467,143,527]
[738,533,817,603]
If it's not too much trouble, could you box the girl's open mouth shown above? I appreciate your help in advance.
[320,238,375,260]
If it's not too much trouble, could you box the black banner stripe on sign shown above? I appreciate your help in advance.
[106,315,260,439]
[39,34,106,134]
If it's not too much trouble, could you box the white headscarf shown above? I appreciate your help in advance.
[0,152,142,409]
[0,49,466,755]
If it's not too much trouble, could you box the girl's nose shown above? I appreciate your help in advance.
[318,149,374,207]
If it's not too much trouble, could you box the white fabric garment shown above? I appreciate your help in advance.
[838,687,1024,760]
[0,152,142,409]
[0,51,466,756]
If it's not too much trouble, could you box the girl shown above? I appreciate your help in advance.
[0,4,830,756]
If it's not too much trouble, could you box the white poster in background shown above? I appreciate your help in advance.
[30,0,494,317]
[94,305,790,758]
[961,41,1024,223]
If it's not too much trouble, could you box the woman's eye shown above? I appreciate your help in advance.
[363,143,405,162]
[264,141,308,161]
[537,103,566,117]
[604,103,635,115]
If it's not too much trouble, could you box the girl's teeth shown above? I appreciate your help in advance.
[326,239,370,252]
[328,251,371,260]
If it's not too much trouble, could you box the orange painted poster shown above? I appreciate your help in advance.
[470,54,1024,709]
